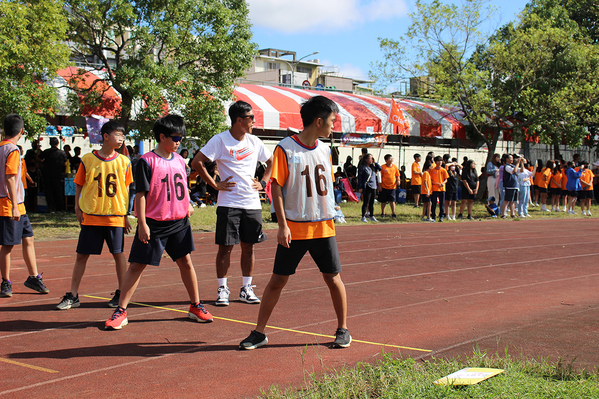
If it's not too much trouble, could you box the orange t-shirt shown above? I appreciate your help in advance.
[380,163,399,190]
[429,166,449,192]
[581,169,594,191]
[0,141,26,217]
[21,158,27,188]
[537,168,551,189]
[561,169,568,190]
[422,171,431,195]
[271,146,335,241]
[411,161,422,185]
[550,171,562,189]
[533,171,544,186]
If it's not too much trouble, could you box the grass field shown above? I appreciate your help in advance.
[263,351,599,398]
[28,199,598,241]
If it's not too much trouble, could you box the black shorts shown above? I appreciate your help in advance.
[550,187,561,196]
[461,191,476,200]
[446,191,458,201]
[129,225,195,266]
[378,188,396,203]
[0,215,33,246]
[76,225,124,255]
[537,187,548,194]
[567,190,578,198]
[411,185,421,195]
[273,237,341,276]
[561,190,569,197]
[216,207,267,246]
[422,195,431,203]
[504,188,518,202]
[579,190,593,200]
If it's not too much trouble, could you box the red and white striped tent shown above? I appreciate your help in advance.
[51,67,470,140]
[232,83,468,139]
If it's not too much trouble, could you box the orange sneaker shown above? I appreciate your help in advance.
[188,302,213,323]
[105,306,128,330]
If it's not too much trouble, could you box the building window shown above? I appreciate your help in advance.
[266,62,280,71]
[296,66,312,78]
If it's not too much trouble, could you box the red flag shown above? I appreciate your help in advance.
[387,98,410,135]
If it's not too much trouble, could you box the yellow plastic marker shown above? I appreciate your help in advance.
[434,367,504,385]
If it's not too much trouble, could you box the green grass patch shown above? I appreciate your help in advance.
[27,200,599,241]
[263,351,599,398]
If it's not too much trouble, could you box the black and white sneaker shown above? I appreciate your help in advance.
[239,285,260,304]
[56,292,80,310]
[24,274,49,294]
[108,289,121,308]
[215,286,230,306]
[239,330,268,350]
[332,328,352,348]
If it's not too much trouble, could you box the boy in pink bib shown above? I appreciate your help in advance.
[105,115,212,330]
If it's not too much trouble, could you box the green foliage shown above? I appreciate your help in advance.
[65,0,256,139]
[0,0,70,136]
[371,0,599,164]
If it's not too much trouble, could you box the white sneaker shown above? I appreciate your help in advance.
[535,203,539,207]
[588,211,592,216]
[563,207,567,212]
[427,218,435,222]
[582,210,587,215]
[239,285,261,304]
[215,286,230,306]
[369,216,378,222]
[361,217,368,222]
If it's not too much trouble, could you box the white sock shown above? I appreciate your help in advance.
[242,276,253,287]
[217,278,227,288]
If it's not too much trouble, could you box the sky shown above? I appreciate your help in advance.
[247,0,532,91]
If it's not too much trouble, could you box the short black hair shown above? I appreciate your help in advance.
[153,114,186,142]
[384,154,393,161]
[229,101,252,126]
[434,155,442,162]
[49,137,59,146]
[101,120,125,139]
[3,114,24,138]
[414,153,421,160]
[300,95,339,128]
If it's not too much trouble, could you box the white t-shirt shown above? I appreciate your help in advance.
[200,130,272,210]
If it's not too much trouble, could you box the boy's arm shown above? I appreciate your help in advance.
[6,174,20,221]
[135,192,150,244]
[74,184,84,224]
[191,151,235,191]
[271,182,291,248]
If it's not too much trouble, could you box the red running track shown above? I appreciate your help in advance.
[1,218,598,398]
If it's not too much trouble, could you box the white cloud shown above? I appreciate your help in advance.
[339,63,369,80]
[248,0,409,33]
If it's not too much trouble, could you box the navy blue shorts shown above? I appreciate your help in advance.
[446,191,458,201]
[504,188,518,202]
[378,188,396,203]
[0,215,33,246]
[76,225,124,255]
[273,237,341,276]
[216,207,267,246]
[411,185,421,195]
[128,225,195,266]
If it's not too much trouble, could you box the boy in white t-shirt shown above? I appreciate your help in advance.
[191,101,273,306]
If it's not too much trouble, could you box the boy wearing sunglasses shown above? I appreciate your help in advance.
[192,101,273,307]
[106,115,212,329]
[56,121,132,309]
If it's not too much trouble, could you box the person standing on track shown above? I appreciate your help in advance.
[105,115,212,330]
[191,101,273,307]
[411,154,422,208]
[56,121,133,310]
[239,95,350,350]
[0,114,49,298]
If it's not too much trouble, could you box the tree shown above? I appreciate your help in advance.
[0,0,70,136]
[65,0,256,142]
[370,0,599,165]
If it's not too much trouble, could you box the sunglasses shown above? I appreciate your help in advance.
[241,115,255,121]
[168,135,183,142]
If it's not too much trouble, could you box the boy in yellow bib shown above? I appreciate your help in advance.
[56,121,133,309]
